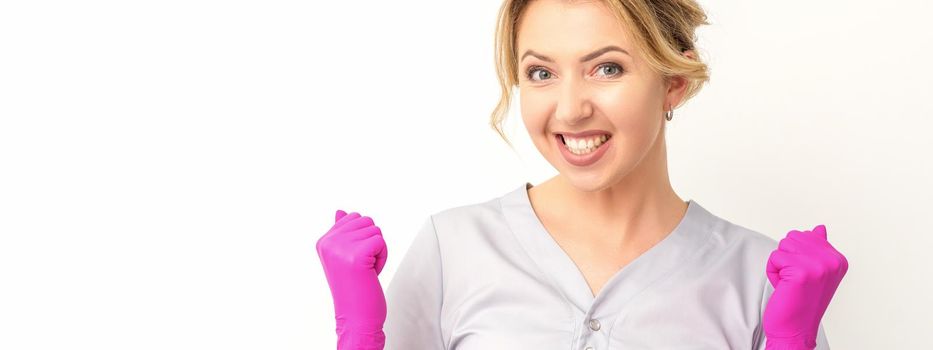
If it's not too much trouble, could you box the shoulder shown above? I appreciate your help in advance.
[424,187,513,243]
[720,220,779,259]
[430,196,501,225]
[428,184,520,229]
[697,203,778,256]
[697,205,779,275]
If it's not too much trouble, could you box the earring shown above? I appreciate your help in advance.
[665,107,674,121]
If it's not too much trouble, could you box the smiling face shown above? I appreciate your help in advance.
[516,0,691,191]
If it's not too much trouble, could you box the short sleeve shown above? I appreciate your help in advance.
[383,215,446,350]
[753,279,831,349]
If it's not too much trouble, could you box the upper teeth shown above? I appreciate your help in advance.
[563,134,609,153]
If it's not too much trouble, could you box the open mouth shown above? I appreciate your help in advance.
[557,133,612,155]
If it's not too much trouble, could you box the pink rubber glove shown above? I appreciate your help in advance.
[316,210,388,350]
[764,224,848,349]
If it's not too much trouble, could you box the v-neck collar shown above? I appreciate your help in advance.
[499,181,718,318]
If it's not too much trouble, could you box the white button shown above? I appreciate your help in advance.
[588,319,601,331]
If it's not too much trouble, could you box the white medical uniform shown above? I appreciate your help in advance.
[384,182,830,349]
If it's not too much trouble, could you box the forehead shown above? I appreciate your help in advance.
[516,0,634,56]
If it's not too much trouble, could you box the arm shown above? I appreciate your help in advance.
[316,210,389,350]
[760,224,847,350]
[383,216,446,350]
[755,278,832,349]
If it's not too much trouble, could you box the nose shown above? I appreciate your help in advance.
[554,74,593,125]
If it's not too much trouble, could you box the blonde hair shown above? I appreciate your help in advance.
[490,0,711,148]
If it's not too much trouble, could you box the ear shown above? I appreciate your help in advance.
[664,49,696,110]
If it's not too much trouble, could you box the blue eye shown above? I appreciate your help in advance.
[526,66,551,81]
[597,63,624,77]
[524,62,624,82]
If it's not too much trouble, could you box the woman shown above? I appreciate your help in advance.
[317,0,848,349]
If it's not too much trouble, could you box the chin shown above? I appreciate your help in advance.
[561,171,612,193]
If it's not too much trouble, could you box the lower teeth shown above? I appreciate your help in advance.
[562,136,608,155]
[572,147,597,155]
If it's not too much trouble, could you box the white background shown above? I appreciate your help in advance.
[1,0,930,348]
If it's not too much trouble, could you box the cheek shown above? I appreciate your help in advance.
[519,91,551,130]
[591,86,662,152]
[592,87,654,128]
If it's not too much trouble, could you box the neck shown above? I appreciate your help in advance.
[532,128,686,248]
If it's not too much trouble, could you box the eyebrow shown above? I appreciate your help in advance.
[520,45,630,63]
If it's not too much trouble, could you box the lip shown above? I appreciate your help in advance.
[555,133,612,167]
[553,130,612,138]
